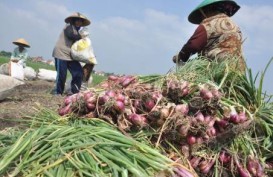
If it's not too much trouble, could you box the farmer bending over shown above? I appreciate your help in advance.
[173,0,246,71]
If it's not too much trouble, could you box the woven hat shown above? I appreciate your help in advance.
[65,12,91,26]
[13,38,30,48]
[188,0,240,24]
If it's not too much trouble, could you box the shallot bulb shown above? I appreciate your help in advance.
[64,96,73,106]
[83,91,93,101]
[219,151,231,164]
[105,90,116,97]
[128,113,147,127]
[58,104,72,116]
[229,106,240,124]
[187,135,197,145]
[114,100,125,113]
[195,112,205,122]
[200,86,213,100]
[115,93,125,102]
[199,159,215,174]
[175,104,189,116]
[144,99,155,112]
[108,75,118,81]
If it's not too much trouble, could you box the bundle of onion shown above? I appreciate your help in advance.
[165,79,190,103]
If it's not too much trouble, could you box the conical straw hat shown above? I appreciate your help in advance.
[13,38,30,48]
[188,0,240,24]
[65,12,91,26]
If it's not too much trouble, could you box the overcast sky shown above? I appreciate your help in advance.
[0,0,272,95]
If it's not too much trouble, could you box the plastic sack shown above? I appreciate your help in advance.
[24,67,37,80]
[37,69,57,82]
[0,74,24,101]
[9,61,24,81]
[71,37,97,64]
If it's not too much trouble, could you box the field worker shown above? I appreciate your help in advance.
[52,12,90,95]
[173,0,246,71]
[11,38,30,68]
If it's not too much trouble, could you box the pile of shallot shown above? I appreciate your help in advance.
[57,75,270,176]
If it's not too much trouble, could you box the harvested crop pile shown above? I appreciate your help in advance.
[56,57,273,176]
[1,57,272,177]
[0,109,196,177]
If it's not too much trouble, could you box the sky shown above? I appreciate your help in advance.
[0,0,272,95]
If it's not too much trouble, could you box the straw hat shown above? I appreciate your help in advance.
[65,12,91,26]
[13,38,30,48]
[188,0,240,24]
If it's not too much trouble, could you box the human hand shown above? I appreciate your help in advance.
[11,59,19,63]
[172,54,179,63]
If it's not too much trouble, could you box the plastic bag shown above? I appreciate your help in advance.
[71,37,97,64]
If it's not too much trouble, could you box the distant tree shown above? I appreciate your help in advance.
[0,50,12,57]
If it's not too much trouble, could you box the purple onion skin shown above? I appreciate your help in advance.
[175,104,189,116]
[173,167,194,177]
[105,90,116,97]
[235,156,252,177]
[195,112,204,122]
[114,100,125,113]
[129,114,147,127]
[238,166,251,177]
[202,160,215,174]
[58,104,71,116]
[108,75,118,81]
[190,156,202,168]
[200,88,213,100]
[247,157,265,177]
[144,100,155,112]
[64,96,72,105]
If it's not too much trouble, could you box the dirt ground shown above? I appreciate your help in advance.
[0,80,64,130]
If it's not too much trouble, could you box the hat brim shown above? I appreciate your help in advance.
[13,42,30,48]
[188,1,240,24]
[65,17,91,26]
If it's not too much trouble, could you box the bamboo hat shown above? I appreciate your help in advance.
[65,12,91,26]
[12,38,30,48]
[188,0,240,24]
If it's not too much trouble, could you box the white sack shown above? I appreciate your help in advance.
[10,62,24,81]
[0,74,24,101]
[37,69,56,82]
[0,63,9,75]
[24,67,37,80]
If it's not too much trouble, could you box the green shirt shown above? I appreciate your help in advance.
[10,47,28,67]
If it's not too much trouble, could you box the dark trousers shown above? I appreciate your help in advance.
[55,58,83,94]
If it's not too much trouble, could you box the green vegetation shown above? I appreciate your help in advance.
[91,74,107,86]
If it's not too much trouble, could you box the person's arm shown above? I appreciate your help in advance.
[64,25,81,42]
[177,25,207,62]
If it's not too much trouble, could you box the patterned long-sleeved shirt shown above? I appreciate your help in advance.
[178,13,245,71]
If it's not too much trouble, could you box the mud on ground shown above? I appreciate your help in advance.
[0,80,64,130]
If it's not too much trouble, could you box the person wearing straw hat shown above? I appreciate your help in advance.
[11,38,30,68]
[52,12,91,95]
[173,0,246,71]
